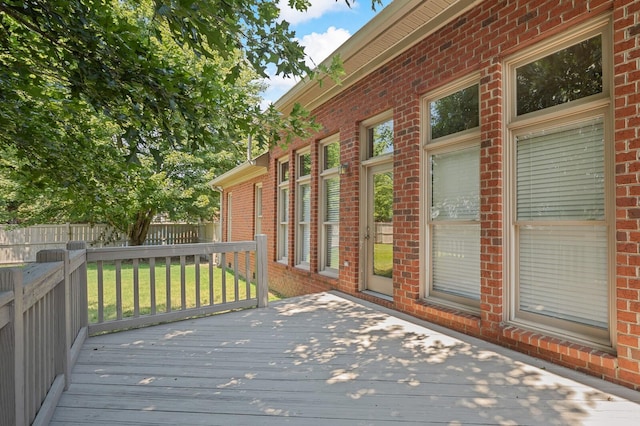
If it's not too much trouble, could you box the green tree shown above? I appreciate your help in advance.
[0,0,380,244]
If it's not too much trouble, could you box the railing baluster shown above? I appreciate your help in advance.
[97,260,104,323]
[208,255,214,306]
[133,258,139,317]
[233,252,239,302]
[220,253,227,304]
[45,294,52,408]
[195,255,200,309]
[27,307,35,422]
[245,250,251,300]
[115,260,122,320]
[35,299,42,420]
[149,258,156,315]
[165,256,171,313]
[180,256,186,310]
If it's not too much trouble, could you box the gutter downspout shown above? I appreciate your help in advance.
[213,186,224,243]
[247,134,256,165]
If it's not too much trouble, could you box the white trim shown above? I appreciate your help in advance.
[277,157,290,263]
[295,149,311,268]
[360,112,395,296]
[208,152,269,189]
[421,75,482,311]
[506,15,611,121]
[319,135,341,277]
[275,1,483,114]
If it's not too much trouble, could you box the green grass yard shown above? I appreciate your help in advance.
[87,261,280,324]
[374,243,393,278]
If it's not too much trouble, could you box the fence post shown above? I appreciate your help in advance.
[255,234,268,308]
[36,249,71,390]
[0,267,25,426]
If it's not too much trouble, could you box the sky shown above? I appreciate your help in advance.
[261,0,393,107]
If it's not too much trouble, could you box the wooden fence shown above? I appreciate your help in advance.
[0,235,267,426]
[0,222,221,264]
[375,222,393,244]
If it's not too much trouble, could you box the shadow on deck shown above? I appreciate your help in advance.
[51,291,640,425]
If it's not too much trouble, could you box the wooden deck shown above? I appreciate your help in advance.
[51,292,640,425]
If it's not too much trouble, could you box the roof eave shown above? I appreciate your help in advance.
[209,152,269,189]
[275,0,482,115]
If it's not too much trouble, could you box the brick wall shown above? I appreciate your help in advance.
[223,0,640,390]
[613,0,640,388]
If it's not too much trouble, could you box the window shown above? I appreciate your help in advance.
[508,19,611,345]
[425,77,481,308]
[430,84,479,139]
[516,35,602,116]
[255,184,262,235]
[320,137,340,275]
[277,159,289,262]
[296,150,311,268]
[367,119,394,158]
[227,193,232,242]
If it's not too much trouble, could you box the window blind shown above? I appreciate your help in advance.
[519,225,608,328]
[325,177,339,222]
[324,176,340,271]
[325,224,339,269]
[517,119,604,220]
[516,118,608,330]
[281,188,289,222]
[432,224,481,300]
[299,183,310,263]
[431,146,480,221]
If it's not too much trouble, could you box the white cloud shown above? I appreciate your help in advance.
[278,0,356,26]
[300,26,351,67]
[260,26,352,106]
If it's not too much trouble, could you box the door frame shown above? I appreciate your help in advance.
[360,156,394,297]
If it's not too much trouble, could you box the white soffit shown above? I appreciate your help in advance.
[275,0,482,114]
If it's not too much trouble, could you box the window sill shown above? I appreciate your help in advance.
[319,270,338,279]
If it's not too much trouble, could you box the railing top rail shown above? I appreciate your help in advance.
[0,289,14,309]
[86,241,256,262]
[21,262,63,288]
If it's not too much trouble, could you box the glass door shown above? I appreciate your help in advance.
[365,162,393,296]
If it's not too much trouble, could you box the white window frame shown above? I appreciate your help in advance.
[277,158,289,263]
[505,16,614,348]
[422,74,481,311]
[296,149,311,269]
[359,110,395,295]
[319,135,340,276]
[361,111,394,165]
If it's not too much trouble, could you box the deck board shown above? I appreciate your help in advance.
[51,292,640,425]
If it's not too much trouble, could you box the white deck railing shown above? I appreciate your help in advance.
[0,235,268,426]
[86,236,268,334]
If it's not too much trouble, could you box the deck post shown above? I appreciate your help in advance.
[67,241,88,330]
[0,267,25,426]
[37,249,71,390]
[255,234,268,308]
